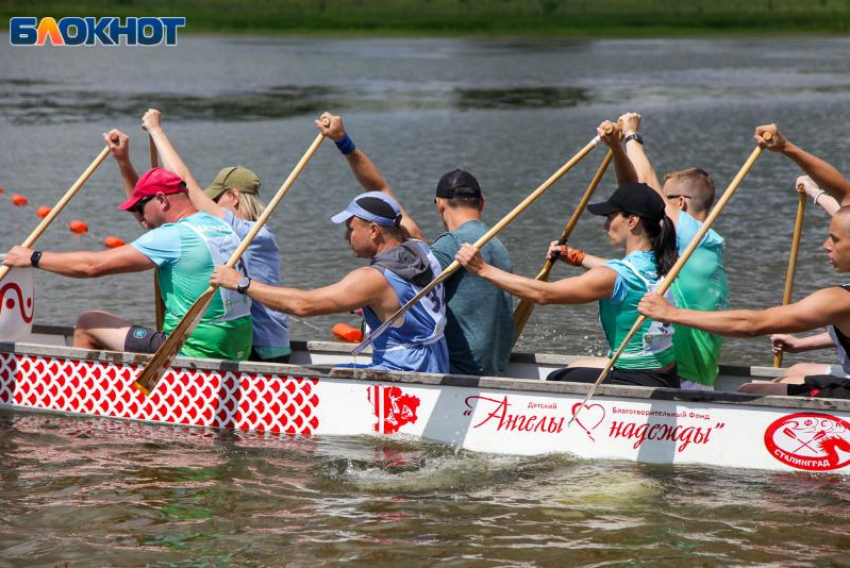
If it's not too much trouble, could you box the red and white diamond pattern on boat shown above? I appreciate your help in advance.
[0,352,320,434]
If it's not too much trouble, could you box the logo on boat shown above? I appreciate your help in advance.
[571,402,605,441]
[464,395,565,434]
[764,412,850,471]
[0,282,34,324]
[368,385,420,434]
[9,17,186,46]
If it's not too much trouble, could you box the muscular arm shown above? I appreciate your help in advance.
[640,288,850,338]
[317,113,425,241]
[782,143,850,206]
[244,267,392,318]
[473,262,616,305]
[36,245,155,278]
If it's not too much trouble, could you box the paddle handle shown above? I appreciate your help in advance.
[150,134,165,332]
[224,128,327,270]
[354,131,606,355]
[513,149,614,343]
[0,145,111,285]
[571,141,767,424]
[774,184,807,368]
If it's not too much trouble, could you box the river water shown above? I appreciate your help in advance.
[2,35,850,565]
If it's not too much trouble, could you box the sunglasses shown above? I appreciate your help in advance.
[666,194,693,200]
[133,195,157,215]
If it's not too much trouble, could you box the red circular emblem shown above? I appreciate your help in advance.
[764,412,850,471]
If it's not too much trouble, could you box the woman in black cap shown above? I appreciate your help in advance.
[455,182,680,388]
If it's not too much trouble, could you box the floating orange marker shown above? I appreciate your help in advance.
[332,323,363,343]
[0,186,4,194]
[11,194,28,206]
[69,220,89,234]
[103,236,125,249]
[35,206,51,218]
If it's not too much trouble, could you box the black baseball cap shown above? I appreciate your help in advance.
[587,182,666,223]
[435,169,483,199]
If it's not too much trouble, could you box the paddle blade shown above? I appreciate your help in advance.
[133,287,217,395]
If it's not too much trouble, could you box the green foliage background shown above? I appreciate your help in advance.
[1,0,849,34]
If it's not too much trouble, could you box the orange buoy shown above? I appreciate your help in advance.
[35,206,51,218]
[0,186,4,194]
[11,194,28,206]
[103,235,125,249]
[332,323,363,343]
[69,220,89,235]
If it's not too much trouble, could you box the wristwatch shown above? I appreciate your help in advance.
[30,250,42,268]
[236,277,252,295]
[623,133,644,145]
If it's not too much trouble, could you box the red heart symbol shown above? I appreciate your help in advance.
[571,402,606,441]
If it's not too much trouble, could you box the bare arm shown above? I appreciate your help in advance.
[598,121,638,186]
[797,175,841,217]
[141,109,224,219]
[212,265,391,318]
[2,244,155,278]
[771,331,834,354]
[456,243,616,305]
[104,129,139,198]
[316,112,425,241]
[619,112,663,193]
[756,124,850,206]
[639,287,850,338]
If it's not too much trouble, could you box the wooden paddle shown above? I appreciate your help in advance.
[773,182,807,368]
[0,146,111,285]
[353,128,611,356]
[150,135,166,332]
[512,149,613,344]
[133,122,330,395]
[570,133,771,425]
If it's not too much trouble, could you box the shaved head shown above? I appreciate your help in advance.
[834,205,850,230]
[825,206,850,272]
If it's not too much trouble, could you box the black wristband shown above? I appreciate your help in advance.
[30,250,42,268]
[623,133,644,145]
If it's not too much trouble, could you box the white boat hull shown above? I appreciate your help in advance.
[2,326,848,475]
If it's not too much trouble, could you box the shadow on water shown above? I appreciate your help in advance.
[455,86,589,110]
[0,83,592,124]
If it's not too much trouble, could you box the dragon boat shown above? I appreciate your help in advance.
[2,266,849,476]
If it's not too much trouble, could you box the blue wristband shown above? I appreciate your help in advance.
[335,134,356,155]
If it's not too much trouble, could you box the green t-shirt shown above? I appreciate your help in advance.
[131,212,252,360]
[600,250,676,370]
[671,212,729,385]
[430,220,514,376]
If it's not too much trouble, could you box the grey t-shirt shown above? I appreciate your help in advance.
[430,220,514,376]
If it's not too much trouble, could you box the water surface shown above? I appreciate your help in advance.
[2,35,850,565]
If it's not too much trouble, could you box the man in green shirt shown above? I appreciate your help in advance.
[2,166,252,360]
[619,113,729,389]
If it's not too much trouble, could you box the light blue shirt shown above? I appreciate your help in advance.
[222,209,291,356]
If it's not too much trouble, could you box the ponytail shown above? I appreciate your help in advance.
[640,215,678,277]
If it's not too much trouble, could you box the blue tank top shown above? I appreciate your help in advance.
[362,242,449,373]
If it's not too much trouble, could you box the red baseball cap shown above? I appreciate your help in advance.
[118,168,187,211]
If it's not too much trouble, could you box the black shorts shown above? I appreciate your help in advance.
[788,375,850,399]
[124,325,168,354]
[547,365,680,389]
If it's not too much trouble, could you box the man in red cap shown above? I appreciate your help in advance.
[2,167,253,360]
